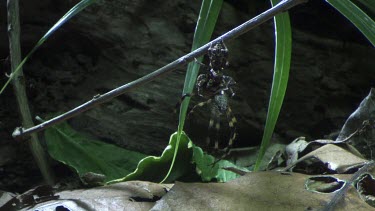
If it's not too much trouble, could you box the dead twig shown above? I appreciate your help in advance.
[12,0,308,139]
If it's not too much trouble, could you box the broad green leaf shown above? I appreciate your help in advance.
[108,132,194,184]
[254,0,291,170]
[326,0,375,47]
[0,0,98,94]
[163,0,223,183]
[44,122,147,182]
[192,145,249,182]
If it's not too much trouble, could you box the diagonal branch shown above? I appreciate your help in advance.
[12,0,308,139]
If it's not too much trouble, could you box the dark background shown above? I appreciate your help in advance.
[0,0,374,192]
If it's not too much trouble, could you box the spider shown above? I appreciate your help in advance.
[185,40,238,161]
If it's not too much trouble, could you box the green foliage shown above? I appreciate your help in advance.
[255,0,375,171]
[45,122,244,184]
[326,0,375,47]
[8,0,375,185]
[45,122,199,184]
[163,0,223,183]
[192,146,249,182]
[177,0,223,150]
[44,122,147,182]
[254,0,292,171]
[0,0,98,95]
[108,132,194,184]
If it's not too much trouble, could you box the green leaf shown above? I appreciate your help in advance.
[44,122,147,182]
[178,0,223,134]
[254,0,292,171]
[163,0,223,183]
[108,132,194,184]
[0,0,98,94]
[326,0,375,47]
[192,145,249,182]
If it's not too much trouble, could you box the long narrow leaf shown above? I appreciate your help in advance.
[254,0,292,171]
[161,0,223,183]
[0,0,98,94]
[178,0,223,134]
[326,0,375,47]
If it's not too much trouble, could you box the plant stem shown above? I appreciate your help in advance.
[7,0,54,184]
[12,0,308,139]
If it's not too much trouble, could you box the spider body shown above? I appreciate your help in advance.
[188,40,238,160]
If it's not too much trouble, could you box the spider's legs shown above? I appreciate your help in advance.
[225,106,237,152]
[187,99,212,118]
[194,58,206,67]
[206,107,220,149]
[211,105,237,165]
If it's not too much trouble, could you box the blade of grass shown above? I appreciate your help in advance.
[326,0,375,47]
[178,0,223,134]
[254,0,292,171]
[12,0,306,140]
[161,0,223,183]
[0,0,98,95]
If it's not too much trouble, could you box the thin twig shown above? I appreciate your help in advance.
[12,0,308,139]
[337,120,372,143]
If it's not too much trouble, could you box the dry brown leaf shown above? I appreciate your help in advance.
[336,88,375,160]
[285,144,368,174]
[151,172,374,211]
[18,181,172,211]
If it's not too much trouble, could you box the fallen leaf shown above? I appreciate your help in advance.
[336,88,375,159]
[285,144,368,174]
[151,172,373,211]
[17,181,171,211]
